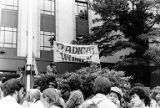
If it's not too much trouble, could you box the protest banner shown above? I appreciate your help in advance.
[53,41,100,64]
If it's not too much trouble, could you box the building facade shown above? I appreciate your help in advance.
[0,0,90,74]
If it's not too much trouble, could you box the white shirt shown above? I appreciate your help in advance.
[0,95,24,108]
[30,100,44,108]
[79,93,117,108]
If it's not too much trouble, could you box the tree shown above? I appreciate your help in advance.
[61,65,132,88]
[60,64,132,100]
[73,0,160,66]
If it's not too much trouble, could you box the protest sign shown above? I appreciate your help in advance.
[53,41,100,63]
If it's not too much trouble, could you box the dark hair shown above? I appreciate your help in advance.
[60,82,70,102]
[94,76,111,95]
[34,75,56,92]
[1,79,24,97]
[132,83,144,87]
[1,77,7,83]
[50,62,55,66]
[129,86,150,106]
[82,76,94,100]
[68,74,82,91]
[110,91,121,101]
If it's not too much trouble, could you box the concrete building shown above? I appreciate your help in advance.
[0,0,90,74]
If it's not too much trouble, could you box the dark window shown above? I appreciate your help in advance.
[40,14,55,32]
[75,1,88,20]
[75,1,89,38]
[40,0,55,51]
[40,31,54,51]
[1,9,18,28]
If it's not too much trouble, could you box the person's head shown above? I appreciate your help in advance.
[50,62,55,67]
[129,86,150,107]
[0,84,4,99]
[132,83,144,88]
[68,74,82,91]
[1,77,7,83]
[26,89,41,103]
[82,76,94,100]
[1,79,25,103]
[94,76,111,95]
[49,81,58,88]
[151,86,160,103]
[109,86,123,105]
[42,88,60,107]
[60,83,70,102]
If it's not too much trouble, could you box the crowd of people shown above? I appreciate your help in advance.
[0,73,160,108]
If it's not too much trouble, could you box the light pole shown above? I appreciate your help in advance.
[26,0,34,91]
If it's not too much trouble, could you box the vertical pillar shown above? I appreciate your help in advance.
[26,0,34,90]
[18,0,40,58]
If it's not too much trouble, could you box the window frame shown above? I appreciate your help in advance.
[0,27,17,48]
[1,0,18,10]
[40,0,56,51]
[75,0,88,20]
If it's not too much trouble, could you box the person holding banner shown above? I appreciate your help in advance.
[46,62,57,75]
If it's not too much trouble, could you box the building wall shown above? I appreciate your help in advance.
[56,0,75,43]
[18,0,40,57]
[0,0,90,73]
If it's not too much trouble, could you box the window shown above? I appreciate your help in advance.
[40,0,55,51]
[41,0,55,15]
[75,1,88,20]
[40,31,55,51]
[0,27,17,48]
[1,0,18,10]
[75,1,89,38]
[0,0,18,48]
[1,9,18,28]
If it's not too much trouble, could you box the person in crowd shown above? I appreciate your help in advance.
[49,80,58,88]
[109,86,123,108]
[0,78,25,108]
[33,75,56,92]
[0,77,8,100]
[55,88,66,108]
[46,62,57,75]
[150,86,160,108]
[22,90,31,108]
[30,89,43,108]
[23,89,43,108]
[79,76,117,108]
[0,83,3,100]
[60,83,70,102]
[81,76,94,100]
[129,86,150,108]
[17,67,25,80]
[66,74,84,108]
[48,81,66,108]
[1,77,8,83]
[42,88,63,108]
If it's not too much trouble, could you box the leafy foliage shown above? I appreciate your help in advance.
[61,65,132,89]
[58,64,132,100]
[73,0,160,66]
[33,65,132,100]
